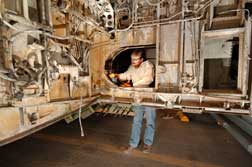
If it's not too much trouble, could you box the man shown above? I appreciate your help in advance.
[111,49,156,154]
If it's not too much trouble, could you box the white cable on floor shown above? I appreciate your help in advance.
[79,95,85,137]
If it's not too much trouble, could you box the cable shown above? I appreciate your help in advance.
[218,9,250,18]
[1,14,92,43]
[196,0,220,13]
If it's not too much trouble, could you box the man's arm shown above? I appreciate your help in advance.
[118,66,133,81]
[133,62,154,87]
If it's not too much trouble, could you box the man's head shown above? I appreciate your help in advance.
[131,49,146,68]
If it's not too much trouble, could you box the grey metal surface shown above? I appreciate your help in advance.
[211,114,252,156]
[226,115,252,137]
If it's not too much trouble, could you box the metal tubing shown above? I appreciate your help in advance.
[223,122,252,155]
[241,115,252,125]
[38,0,46,24]
[99,98,250,115]
[44,0,53,26]
[22,0,29,20]
[155,0,160,89]
[211,114,252,156]
[19,107,25,128]
[179,0,186,89]
[226,115,252,137]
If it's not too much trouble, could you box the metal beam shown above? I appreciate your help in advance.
[202,28,245,38]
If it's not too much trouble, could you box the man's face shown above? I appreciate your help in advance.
[131,54,143,68]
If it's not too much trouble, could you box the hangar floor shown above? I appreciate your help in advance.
[0,112,252,167]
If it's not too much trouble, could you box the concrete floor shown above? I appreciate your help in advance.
[0,112,252,167]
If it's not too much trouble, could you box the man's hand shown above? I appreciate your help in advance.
[120,81,132,87]
[109,73,119,79]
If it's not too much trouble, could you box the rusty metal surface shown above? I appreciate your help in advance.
[0,96,99,146]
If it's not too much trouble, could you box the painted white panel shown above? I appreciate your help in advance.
[203,39,232,59]
[159,64,178,85]
[160,24,180,62]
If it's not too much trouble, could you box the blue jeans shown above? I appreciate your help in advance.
[129,105,156,148]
